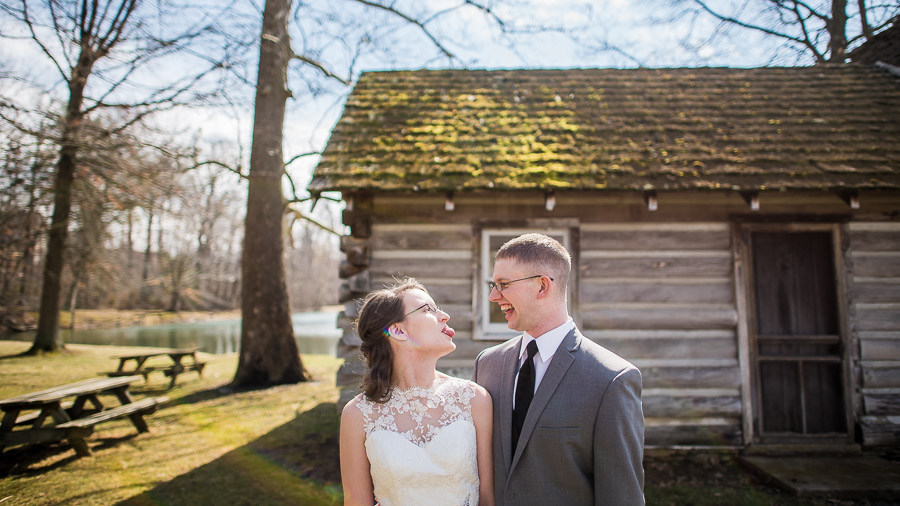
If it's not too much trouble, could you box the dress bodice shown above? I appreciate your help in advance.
[355,376,480,506]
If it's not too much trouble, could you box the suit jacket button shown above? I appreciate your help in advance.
[505,490,515,499]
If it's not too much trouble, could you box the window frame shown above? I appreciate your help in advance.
[476,227,573,340]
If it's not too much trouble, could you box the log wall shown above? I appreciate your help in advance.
[848,222,900,445]
[334,190,900,448]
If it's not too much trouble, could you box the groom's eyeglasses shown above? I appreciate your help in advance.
[403,302,443,318]
[487,275,553,293]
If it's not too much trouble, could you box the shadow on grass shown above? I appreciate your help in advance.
[0,433,140,478]
[117,402,342,506]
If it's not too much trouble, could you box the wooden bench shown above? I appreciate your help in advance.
[105,348,205,388]
[15,400,76,426]
[55,396,168,456]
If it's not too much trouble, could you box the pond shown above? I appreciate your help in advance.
[7,311,343,356]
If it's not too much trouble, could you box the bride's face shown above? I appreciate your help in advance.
[393,289,456,356]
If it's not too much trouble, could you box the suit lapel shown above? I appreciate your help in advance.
[510,328,580,470]
[499,336,522,473]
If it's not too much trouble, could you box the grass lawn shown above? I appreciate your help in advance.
[0,339,881,505]
[0,340,342,505]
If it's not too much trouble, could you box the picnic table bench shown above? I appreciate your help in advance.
[0,376,167,456]
[105,347,206,388]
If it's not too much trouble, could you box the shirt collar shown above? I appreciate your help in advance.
[519,318,575,362]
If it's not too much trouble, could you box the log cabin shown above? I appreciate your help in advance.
[309,65,900,451]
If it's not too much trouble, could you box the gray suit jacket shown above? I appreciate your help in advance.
[473,327,645,505]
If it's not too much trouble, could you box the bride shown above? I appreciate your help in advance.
[340,278,494,506]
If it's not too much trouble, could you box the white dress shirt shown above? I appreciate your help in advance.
[512,318,575,409]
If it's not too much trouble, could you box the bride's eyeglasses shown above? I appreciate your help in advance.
[403,302,442,318]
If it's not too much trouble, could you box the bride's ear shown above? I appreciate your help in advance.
[387,323,408,342]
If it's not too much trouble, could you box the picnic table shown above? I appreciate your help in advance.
[0,376,167,456]
[106,347,206,388]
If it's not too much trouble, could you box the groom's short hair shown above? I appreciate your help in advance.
[496,233,570,291]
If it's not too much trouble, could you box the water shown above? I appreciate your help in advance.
[7,312,342,356]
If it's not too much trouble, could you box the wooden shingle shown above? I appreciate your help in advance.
[311,66,900,193]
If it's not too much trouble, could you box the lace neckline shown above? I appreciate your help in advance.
[391,376,442,397]
[358,376,476,447]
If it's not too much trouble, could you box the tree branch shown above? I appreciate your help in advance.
[291,54,350,85]
[693,0,809,45]
[791,3,826,61]
[284,150,322,168]
[189,160,248,179]
[351,0,457,60]
[21,0,69,83]
[286,206,342,236]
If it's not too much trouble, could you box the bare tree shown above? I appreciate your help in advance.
[0,0,244,352]
[235,0,307,386]
[232,0,549,387]
[665,0,899,64]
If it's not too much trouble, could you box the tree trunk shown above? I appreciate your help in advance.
[232,0,306,387]
[142,208,153,282]
[830,0,848,61]
[31,50,92,353]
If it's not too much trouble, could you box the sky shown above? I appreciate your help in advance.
[0,0,823,234]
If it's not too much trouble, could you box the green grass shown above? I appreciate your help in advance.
[0,340,342,505]
[0,340,874,506]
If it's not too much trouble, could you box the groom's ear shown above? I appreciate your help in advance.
[536,275,552,299]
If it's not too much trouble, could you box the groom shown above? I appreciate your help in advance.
[473,233,645,505]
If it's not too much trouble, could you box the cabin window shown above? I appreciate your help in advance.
[478,228,571,339]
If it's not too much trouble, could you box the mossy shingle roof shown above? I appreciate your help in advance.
[310,66,900,193]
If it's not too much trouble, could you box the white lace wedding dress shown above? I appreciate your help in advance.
[355,376,480,506]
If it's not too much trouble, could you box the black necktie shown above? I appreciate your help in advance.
[512,340,538,455]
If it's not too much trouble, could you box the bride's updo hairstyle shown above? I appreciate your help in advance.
[356,277,427,403]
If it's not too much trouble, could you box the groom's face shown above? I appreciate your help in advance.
[489,258,539,333]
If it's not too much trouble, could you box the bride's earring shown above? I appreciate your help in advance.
[388,324,408,342]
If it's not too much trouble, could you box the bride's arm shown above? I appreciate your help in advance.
[471,384,495,506]
[340,399,376,506]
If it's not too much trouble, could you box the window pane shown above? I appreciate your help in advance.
[484,230,568,326]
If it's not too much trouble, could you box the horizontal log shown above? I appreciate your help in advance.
[590,337,737,360]
[371,224,473,250]
[338,283,367,304]
[848,223,900,232]
[347,271,370,292]
[343,302,360,318]
[643,393,742,418]
[581,229,731,251]
[859,415,900,446]
[862,364,900,389]
[853,305,900,331]
[581,304,738,330]
[336,358,367,387]
[370,258,473,280]
[849,280,900,304]
[340,329,362,347]
[863,393,900,416]
[640,364,741,389]
[860,337,900,360]
[849,252,900,277]
[579,254,732,278]
[368,279,474,307]
[581,279,733,304]
[342,209,372,238]
[848,230,900,251]
[340,236,370,267]
[645,418,742,447]
[583,329,734,340]
[339,260,366,279]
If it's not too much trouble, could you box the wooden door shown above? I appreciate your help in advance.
[751,231,847,437]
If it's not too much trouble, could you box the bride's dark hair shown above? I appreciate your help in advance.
[355,277,426,403]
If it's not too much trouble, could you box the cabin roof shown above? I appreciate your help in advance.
[310,66,900,193]
[849,23,900,67]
